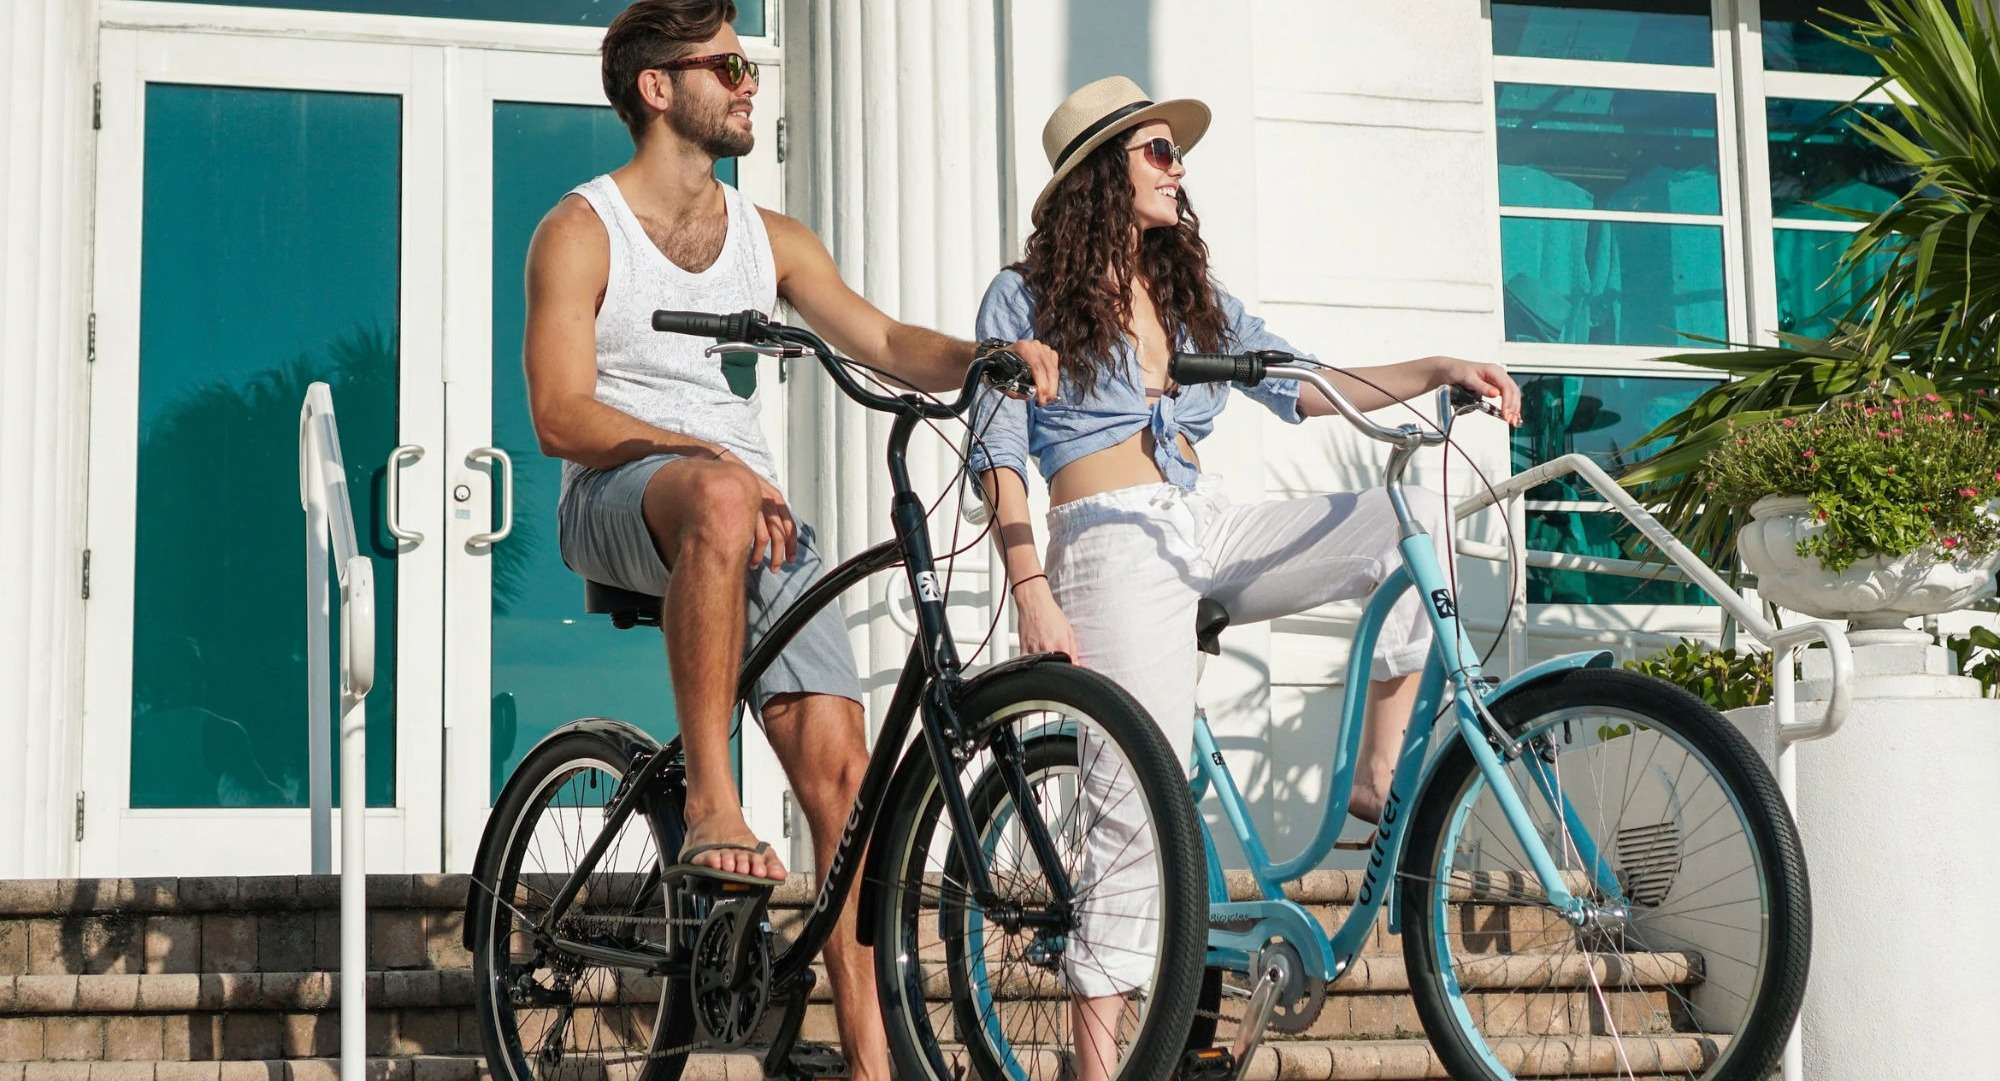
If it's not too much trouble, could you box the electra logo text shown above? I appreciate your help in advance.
[812,803,866,918]
[1355,789,1404,907]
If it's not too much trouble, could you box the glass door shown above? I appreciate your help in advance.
[440,46,791,871]
[80,29,448,875]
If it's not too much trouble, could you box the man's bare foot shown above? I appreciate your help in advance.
[680,808,786,881]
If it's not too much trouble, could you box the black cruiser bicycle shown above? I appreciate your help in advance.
[464,310,1208,1081]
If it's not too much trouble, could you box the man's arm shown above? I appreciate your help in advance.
[523,197,738,470]
[759,208,1058,402]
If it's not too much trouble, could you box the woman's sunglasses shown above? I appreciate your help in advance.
[664,52,760,91]
[1126,136,1185,172]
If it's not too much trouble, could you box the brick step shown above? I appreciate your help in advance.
[0,1037,1731,1081]
[2,871,1596,979]
[0,1055,766,1081]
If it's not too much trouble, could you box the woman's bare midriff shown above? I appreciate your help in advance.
[1049,429,1199,506]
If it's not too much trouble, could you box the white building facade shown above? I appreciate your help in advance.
[0,0,1928,879]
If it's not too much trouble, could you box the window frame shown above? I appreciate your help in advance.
[1485,0,1905,624]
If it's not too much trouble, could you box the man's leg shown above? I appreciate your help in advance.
[761,693,889,1081]
[1351,673,1422,823]
[640,457,785,881]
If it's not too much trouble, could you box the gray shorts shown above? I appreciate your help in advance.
[558,453,864,715]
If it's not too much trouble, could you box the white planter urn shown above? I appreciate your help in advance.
[1737,494,2000,633]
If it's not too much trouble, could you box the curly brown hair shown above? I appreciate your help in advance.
[1015,136,1229,396]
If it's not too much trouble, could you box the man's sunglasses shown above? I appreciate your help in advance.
[1126,136,1184,172]
[664,52,760,90]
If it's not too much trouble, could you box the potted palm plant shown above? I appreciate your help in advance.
[1620,0,2000,578]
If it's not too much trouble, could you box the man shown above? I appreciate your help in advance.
[521,2,1057,1076]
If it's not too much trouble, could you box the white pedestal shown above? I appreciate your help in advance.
[1728,639,2000,1080]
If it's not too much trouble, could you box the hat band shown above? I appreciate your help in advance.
[1053,99,1155,172]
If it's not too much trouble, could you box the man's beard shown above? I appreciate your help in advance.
[667,97,754,159]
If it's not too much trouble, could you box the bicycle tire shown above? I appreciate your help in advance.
[872,662,1208,1081]
[1399,667,1810,1081]
[471,727,693,1081]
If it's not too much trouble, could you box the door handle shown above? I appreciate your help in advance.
[385,444,425,547]
[466,446,513,548]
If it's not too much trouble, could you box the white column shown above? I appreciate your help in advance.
[795,0,1008,727]
[0,0,98,878]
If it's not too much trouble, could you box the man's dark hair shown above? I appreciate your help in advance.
[601,0,738,141]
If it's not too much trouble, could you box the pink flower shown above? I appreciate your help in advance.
[1942,411,1955,420]
[1962,487,1980,499]
[1992,468,2000,481]
[1781,418,1798,428]
[1803,449,1817,459]
[1943,536,1961,550]
[1866,406,1880,416]
[1893,408,1904,419]
[1924,393,1941,402]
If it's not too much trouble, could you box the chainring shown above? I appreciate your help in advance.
[690,897,772,1050]
[1256,940,1327,1035]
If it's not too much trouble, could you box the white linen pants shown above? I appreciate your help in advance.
[1045,477,1447,996]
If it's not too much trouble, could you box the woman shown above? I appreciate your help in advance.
[968,76,1521,1073]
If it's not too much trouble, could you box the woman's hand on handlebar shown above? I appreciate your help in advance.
[1428,356,1522,427]
[980,339,1062,407]
[1013,578,1080,661]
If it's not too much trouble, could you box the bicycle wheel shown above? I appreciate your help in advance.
[873,663,1207,1081]
[471,727,693,1081]
[1400,667,1809,1081]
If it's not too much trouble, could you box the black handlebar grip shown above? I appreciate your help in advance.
[1169,351,1266,386]
[651,309,765,341]
[1449,384,1484,409]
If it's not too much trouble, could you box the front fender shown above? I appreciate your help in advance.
[1386,650,1614,934]
[462,716,667,949]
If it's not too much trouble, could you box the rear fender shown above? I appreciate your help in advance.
[462,717,669,949]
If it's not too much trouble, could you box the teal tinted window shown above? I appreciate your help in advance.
[143,0,766,34]
[488,102,742,800]
[1514,373,1719,606]
[1762,0,1880,75]
[1500,217,1727,347]
[132,84,401,808]
[1526,511,1713,604]
[1767,98,1917,221]
[1492,0,1713,65]
[1497,84,1721,214]
[1773,227,1896,338]
[1513,373,1717,499]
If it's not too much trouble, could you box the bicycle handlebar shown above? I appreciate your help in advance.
[1171,349,1495,450]
[652,308,1025,421]
[652,308,766,341]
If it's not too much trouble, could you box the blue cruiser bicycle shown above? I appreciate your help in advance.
[1007,352,1810,1081]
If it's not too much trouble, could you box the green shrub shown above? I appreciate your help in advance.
[1701,393,2000,571]
[1624,639,1775,712]
[1944,625,2000,698]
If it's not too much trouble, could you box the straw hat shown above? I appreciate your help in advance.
[1033,75,1211,218]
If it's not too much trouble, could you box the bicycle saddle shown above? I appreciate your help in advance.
[585,580,662,629]
[1195,598,1231,656]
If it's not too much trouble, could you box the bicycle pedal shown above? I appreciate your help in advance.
[783,1041,847,1079]
[1178,1046,1234,1080]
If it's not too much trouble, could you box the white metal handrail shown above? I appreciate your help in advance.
[1455,452,1852,748]
[298,383,375,1081]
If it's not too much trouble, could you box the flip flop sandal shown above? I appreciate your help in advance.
[665,841,785,890]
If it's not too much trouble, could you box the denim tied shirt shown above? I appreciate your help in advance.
[967,268,1310,489]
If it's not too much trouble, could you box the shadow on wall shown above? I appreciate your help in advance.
[1066,0,1154,98]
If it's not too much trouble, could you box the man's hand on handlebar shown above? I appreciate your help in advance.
[1428,356,1522,427]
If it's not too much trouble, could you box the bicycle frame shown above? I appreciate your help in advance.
[519,398,1075,997]
[1187,424,1622,986]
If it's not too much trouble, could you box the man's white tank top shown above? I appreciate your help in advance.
[562,174,780,490]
